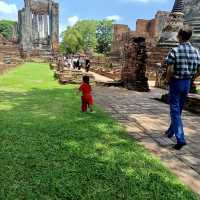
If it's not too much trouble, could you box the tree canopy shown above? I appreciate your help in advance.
[0,20,17,39]
[60,20,113,55]
[96,20,113,54]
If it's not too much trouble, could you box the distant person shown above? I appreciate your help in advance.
[77,57,81,70]
[79,57,85,70]
[73,57,78,69]
[79,76,94,112]
[69,57,73,69]
[85,57,91,72]
[165,26,200,150]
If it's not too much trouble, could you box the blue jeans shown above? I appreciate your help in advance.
[168,78,191,144]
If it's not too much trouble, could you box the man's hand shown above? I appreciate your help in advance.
[196,66,200,78]
[166,65,174,82]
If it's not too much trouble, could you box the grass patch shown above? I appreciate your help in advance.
[0,63,199,199]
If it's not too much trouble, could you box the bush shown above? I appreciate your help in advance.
[0,20,17,39]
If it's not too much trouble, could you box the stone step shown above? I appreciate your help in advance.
[192,31,200,34]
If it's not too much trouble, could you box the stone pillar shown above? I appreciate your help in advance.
[18,10,22,43]
[43,14,49,39]
[32,14,39,41]
[19,4,32,54]
[50,2,59,52]
[38,15,44,39]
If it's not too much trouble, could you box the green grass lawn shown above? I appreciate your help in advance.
[0,63,199,200]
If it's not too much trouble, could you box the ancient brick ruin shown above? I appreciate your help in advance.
[18,0,59,58]
[0,0,59,75]
[111,0,197,91]
[109,11,170,87]
[134,11,169,40]
[110,24,130,59]
[0,34,21,74]
[122,37,149,92]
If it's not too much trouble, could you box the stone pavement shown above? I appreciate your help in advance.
[93,86,200,195]
[81,69,113,83]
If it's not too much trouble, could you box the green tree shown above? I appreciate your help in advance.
[60,19,114,55]
[74,20,98,53]
[60,27,83,54]
[60,20,98,54]
[0,20,16,39]
[96,20,113,54]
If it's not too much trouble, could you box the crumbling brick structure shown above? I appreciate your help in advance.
[110,24,130,59]
[0,34,22,73]
[135,19,157,38]
[0,34,21,63]
[109,11,169,81]
[135,11,169,39]
[122,37,149,92]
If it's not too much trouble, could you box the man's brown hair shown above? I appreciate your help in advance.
[178,26,193,42]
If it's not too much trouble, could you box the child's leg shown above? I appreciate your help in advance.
[81,97,87,112]
[88,95,94,112]
[89,105,93,112]
[88,96,94,112]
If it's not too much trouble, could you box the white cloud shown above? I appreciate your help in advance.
[67,16,79,27]
[0,1,17,14]
[105,15,122,22]
[0,1,18,20]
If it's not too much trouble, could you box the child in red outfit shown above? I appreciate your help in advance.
[79,76,94,112]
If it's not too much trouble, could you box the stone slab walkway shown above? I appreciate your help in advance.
[82,70,113,83]
[94,86,200,195]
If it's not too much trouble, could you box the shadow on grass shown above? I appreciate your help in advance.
[0,88,199,200]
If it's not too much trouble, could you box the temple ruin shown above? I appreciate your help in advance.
[111,0,191,91]
[109,11,170,86]
[18,0,59,57]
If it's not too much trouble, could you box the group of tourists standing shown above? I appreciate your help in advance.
[64,56,91,72]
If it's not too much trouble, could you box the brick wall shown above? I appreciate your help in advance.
[135,11,169,39]
[111,24,130,54]
[136,19,157,38]
[0,34,21,67]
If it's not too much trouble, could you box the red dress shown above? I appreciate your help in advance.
[79,83,94,112]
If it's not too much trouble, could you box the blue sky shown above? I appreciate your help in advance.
[0,0,175,33]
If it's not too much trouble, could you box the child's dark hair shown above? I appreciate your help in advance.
[178,25,193,42]
[83,76,90,84]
